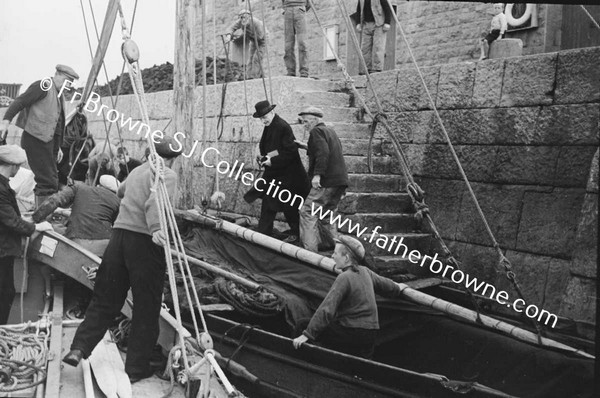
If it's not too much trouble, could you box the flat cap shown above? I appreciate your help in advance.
[0,145,27,165]
[154,135,183,159]
[99,175,120,193]
[238,9,251,16]
[56,64,79,80]
[298,106,324,118]
[334,235,365,261]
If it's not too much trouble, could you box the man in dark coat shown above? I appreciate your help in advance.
[0,145,52,324]
[244,100,310,242]
[297,106,349,252]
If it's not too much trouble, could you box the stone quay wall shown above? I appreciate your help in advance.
[196,1,563,78]
[357,46,599,333]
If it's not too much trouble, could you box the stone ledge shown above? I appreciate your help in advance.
[489,38,523,60]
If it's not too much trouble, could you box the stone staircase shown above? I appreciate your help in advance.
[283,77,434,280]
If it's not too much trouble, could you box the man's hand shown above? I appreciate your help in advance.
[294,140,308,150]
[35,221,53,232]
[356,24,362,32]
[57,147,63,163]
[261,156,272,167]
[152,230,167,246]
[0,120,9,144]
[292,334,309,349]
[311,175,321,189]
[383,23,391,32]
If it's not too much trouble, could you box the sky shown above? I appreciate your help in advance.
[0,0,176,91]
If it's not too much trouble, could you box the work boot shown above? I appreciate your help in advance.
[62,349,84,367]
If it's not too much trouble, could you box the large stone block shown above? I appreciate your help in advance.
[388,111,435,144]
[570,192,598,278]
[500,53,557,107]
[445,240,499,285]
[472,59,505,107]
[488,38,523,59]
[436,62,476,109]
[555,47,600,104]
[553,146,597,188]
[559,276,596,323]
[493,250,570,315]
[415,178,465,241]
[534,104,600,146]
[492,146,559,185]
[516,189,586,257]
[456,184,523,248]
[395,66,440,111]
[364,70,399,113]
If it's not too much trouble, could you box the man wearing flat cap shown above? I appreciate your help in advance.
[297,106,348,252]
[0,145,52,324]
[63,135,182,384]
[292,235,401,358]
[244,100,309,242]
[1,65,79,208]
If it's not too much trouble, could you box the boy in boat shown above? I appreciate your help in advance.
[292,235,401,358]
[0,145,53,324]
[62,136,181,383]
[479,3,507,61]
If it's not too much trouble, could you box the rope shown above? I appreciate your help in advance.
[580,5,600,30]
[201,0,208,207]
[20,237,30,323]
[258,0,274,102]
[246,0,269,100]
[0,326,48,393]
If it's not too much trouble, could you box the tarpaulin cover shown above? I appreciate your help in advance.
[181,225,594,398]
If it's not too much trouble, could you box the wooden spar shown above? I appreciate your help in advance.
[174,209,337,273]
[171,250,261,290]
[172,0,197,208]
[175,209,595,360]
[80,0,120,103]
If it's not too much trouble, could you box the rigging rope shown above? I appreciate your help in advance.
[258,0,274,102]
[580,5,600,30]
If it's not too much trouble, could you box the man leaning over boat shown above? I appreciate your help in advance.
[31,174,121,257]
[62,136,182,383]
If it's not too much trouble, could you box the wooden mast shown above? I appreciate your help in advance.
[173,0,198,209]
[80,0,120,103]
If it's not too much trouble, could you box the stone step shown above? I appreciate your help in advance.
[373,255,432,278]
[345,155,401,174]
[339,138,387,156]
[339,213,420,234]
[347,173,406,193]
[288,77,347,92]
[360,232,432,257]
[296,91,350,108]
[339,192,413,214]
[280,107,362,125]
[329,123,375,140]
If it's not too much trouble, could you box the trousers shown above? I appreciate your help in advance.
[256,195,300,236]
[0,256,15,325]
[299,186,346,252]
[284,6,309,76]
[21,131,61,196]
[359,21,387,73]
[70,229,166,377]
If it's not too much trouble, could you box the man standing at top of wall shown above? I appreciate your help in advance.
[0,65,79,207]
[228,9,268,79]
[283,0,311,78]
[351,0,392,74]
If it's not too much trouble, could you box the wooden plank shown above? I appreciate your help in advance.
[44,281,64,398]
[404,277,447,290]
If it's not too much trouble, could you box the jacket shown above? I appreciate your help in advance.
[0,174,35,258]
[5,80,66,143]
[245,114,310,203]
[307,123,348,187]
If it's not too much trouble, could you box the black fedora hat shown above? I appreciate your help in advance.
[252,100,276,118]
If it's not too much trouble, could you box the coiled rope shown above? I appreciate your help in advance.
[0,325,48,393]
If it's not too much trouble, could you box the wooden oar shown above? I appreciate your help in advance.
[89,331,132,398]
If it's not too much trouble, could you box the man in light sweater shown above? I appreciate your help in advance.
[62,137,181,383]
